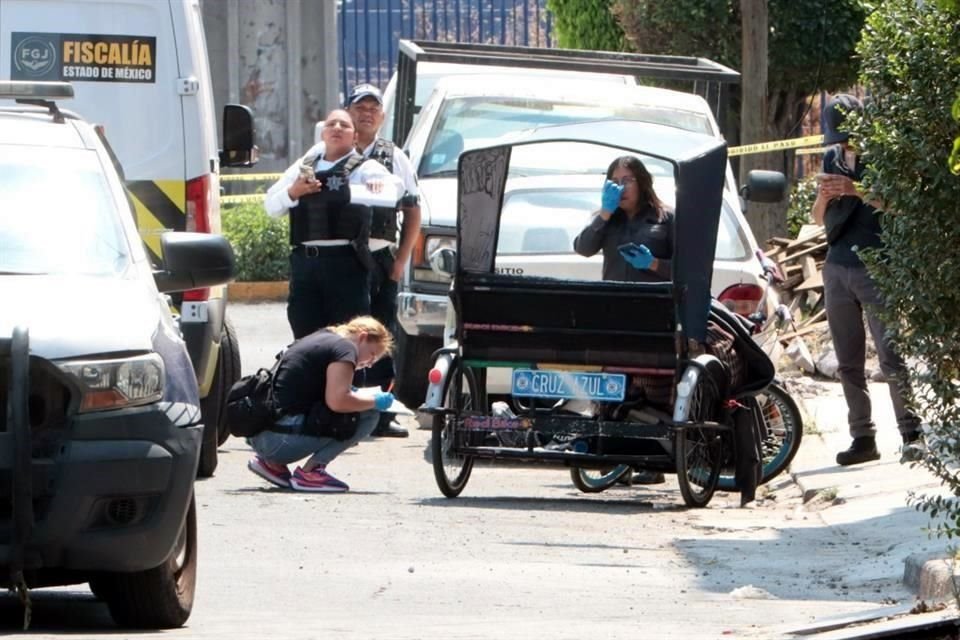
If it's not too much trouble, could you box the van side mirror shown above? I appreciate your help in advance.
[154,232,236,293]
[220,104,259,168]
[740,170,787,203]
[429,248,457,277]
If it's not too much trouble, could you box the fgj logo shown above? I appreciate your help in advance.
[13,35,58,78]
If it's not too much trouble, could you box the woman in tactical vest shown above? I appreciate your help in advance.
[264,109,401,340]
[246,316,396,492]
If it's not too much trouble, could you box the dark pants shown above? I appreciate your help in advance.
[823,262,920,439]
[287,245,370,340]
[353,247,398,428]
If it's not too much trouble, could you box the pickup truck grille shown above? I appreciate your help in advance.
[0,357,72,457]
[0,355,72,532]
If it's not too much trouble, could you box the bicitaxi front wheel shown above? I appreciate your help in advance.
[431,362,478,498]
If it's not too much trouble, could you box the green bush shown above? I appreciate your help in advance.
[854,1,960,537]
[786,176,817,238]
[221,200,289,282]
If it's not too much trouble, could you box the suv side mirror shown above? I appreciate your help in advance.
[429,247,457,277]
[740,170,787,203]
[220,104,259,168]
[154,232,236,293]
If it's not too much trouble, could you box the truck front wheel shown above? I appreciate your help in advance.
[98,494,197,629]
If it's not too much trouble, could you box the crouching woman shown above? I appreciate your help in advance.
[246,316,395,492]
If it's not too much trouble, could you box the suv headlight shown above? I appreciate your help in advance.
[58,354,164,412]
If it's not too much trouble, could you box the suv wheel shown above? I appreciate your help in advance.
[98,494,197,629]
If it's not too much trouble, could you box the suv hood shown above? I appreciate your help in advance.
[0,275,160,359]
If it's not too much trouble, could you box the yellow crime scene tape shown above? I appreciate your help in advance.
[728,134,824,157]
[220,172,283,182]
[221,193,267,205]
[219,134,826,205]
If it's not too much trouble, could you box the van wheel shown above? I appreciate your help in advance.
[197,337,225,478]
[101,494,197,629]
[217,317,242,446]
[394,329,439,408]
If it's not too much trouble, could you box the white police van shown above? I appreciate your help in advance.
[0,0,258,477]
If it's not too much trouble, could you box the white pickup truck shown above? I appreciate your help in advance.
[383,41,769,404]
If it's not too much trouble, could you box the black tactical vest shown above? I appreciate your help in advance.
[289,154,371,246]
[367,138,400,243]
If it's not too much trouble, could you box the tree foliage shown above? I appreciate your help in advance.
[546,0,625,50]
[612,0,867,140]
[852,0,960,537]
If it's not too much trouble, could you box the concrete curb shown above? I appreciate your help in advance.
[904,551,960,603]
[228,281,287,303]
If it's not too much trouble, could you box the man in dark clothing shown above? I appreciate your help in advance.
[812,94,921,466]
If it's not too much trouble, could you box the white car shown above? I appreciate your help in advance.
[393,74,775,399]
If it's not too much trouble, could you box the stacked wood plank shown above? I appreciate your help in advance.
[763,224,830,344]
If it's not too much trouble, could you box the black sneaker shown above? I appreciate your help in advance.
[372,420,409,438]
[632,470,666,484]
[836,436,880,466]
[899,430,924,463]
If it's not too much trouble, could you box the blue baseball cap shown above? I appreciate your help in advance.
[346,83,383,106]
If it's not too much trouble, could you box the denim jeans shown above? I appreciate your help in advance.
[823,261,920,438]
[247,409,380,468]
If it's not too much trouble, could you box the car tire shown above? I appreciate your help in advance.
[217,317,242,446]
[99,494,197,629]
[393,328,440,408]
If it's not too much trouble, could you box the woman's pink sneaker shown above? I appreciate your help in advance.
[290,466,349,493]
[247,456,292,488]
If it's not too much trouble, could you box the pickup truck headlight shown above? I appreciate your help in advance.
[58,354,164,412]
[413,234,457,283]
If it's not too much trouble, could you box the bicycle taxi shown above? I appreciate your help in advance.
[421,119,788,508]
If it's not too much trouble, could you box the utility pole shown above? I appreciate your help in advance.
[739,0,774,244]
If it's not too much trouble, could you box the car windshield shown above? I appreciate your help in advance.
[419,97,711,177]
[497,183,748,260]
[0,147,130,275]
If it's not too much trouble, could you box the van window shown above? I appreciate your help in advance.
[0,147,130,275]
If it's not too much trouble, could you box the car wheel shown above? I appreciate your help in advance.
[393,328,440,408]
[100,494,197,629]
[217,316,242,446]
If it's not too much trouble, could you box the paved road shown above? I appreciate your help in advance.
[0,303,917,639]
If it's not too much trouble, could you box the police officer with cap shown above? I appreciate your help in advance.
[345,83,422,438]
[264,108,399,340]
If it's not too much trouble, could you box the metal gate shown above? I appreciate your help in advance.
[339,0,554,95]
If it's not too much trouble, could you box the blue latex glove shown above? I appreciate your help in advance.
[373,391,395,412]
[601,179,624,212]
[619,243,654,270]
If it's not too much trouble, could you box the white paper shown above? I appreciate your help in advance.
[356,386,415,416]
[350,181,400,208]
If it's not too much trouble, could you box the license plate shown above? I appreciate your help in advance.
[511,369,626,402]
